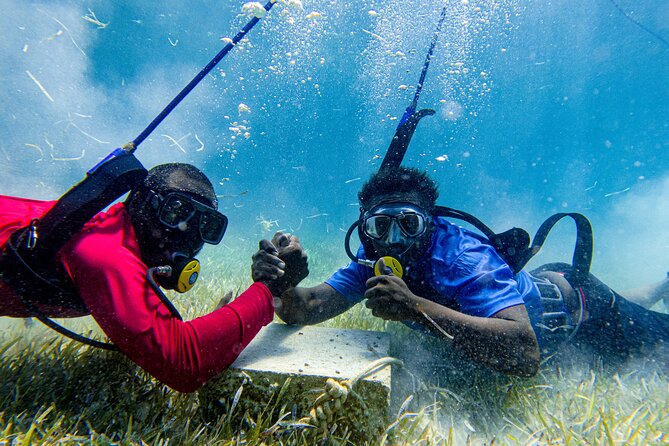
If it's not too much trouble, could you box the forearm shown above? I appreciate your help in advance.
[90,282,274,392]
[274,283,352,325]
[412,298,539,376]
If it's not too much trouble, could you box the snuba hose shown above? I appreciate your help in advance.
[130,0,278,150]
[379,5,447,173]
[93,0,278,168]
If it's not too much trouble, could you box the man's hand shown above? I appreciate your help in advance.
[252,232,308,297]
[252,239,285,295]
[273,232,309,292]
[364,258,420,321]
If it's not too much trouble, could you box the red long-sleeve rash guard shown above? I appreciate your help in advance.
[0,196,274,392]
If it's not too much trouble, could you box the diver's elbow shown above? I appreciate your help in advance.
[515,341,541,377]
[517,355,540,377]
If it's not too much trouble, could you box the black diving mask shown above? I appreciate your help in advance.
[362,203,429,243]
[149,190,228,245]
[344,202,431,279]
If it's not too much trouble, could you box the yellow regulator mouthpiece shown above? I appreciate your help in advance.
[176,259,200,293]
[373,256,403,278]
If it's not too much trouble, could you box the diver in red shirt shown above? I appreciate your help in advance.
[0,163,298,393]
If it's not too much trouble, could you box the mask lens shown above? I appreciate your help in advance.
[199,211,228,244]
[398,213,425,237]
[160,196,195,227]
[365,215,391,239]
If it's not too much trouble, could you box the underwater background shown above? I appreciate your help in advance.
[1,0,668,292]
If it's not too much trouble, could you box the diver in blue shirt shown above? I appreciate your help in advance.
[253,167,669,376]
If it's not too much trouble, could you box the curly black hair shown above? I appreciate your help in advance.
[130,163,217,209]
[358,167,439,212]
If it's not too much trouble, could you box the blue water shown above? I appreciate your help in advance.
[1,0,668,289]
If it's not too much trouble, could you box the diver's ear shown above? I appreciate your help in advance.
[125,187,146,214]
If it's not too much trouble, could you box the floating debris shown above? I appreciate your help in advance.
[54,113,110,144]
[69,122,109,144]
[257,216,279,232]
[604,187,631,197]
[229,122,250,137]
[435,155,449,162]
[289,218,303,232]
[345,177,361,184]
[44,29,64,42]
[361,29,387,43]
[238,103,251,114]
[25,144,44,162]
[26,71,54,102]
[82,9,109,29]
[161,133,189,153]
[38,9,86,56]
[305,213,328,219]
[51,149,85,162]
[195,134,205,151]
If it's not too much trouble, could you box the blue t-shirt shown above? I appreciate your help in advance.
[326,217,543,335]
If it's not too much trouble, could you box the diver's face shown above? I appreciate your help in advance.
[142,215,205,268]
[363,202,432,264]
[137,191,213,267]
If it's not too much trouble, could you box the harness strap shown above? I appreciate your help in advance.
[530,213,593,286]
[433,206,594,287]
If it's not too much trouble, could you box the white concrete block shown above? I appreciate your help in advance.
[232,323,391,384]
[199,323,393,442]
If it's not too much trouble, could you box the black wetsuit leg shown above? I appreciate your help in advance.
[533,262,669,361]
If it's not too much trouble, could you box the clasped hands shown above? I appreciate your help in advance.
[252,234,419,322]
[252,231,309,296]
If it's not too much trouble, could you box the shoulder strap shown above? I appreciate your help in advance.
[36,152,147,261]
[432,206,497,239]
[433,206,531,273]
[1,151,146,350]
[529,213,593,286]
[432,206,593,286]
